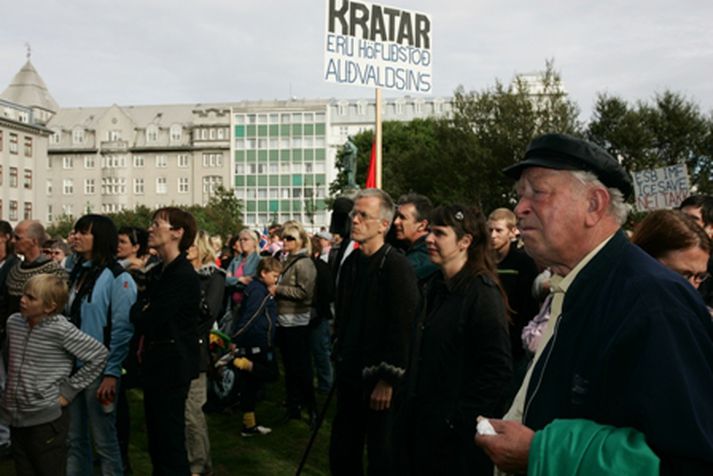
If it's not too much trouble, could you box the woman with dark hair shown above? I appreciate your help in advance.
[131,207,200,475]
[66,214,137,475]
[632,209,711,290]
[117,226,149,270]
[398,205,512,475]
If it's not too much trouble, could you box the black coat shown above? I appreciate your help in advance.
[334,244,420,389]
[196,264,225,372]
[399,270,512,475]
[132,253,201,389]
[524,230,713,475]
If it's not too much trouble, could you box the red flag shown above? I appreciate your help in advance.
[365,141,377,188]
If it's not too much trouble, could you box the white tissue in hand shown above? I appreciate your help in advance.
[476,418,497,436]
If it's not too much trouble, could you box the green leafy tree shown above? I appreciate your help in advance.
[189,185,244,237]
[46,214,76,239]
[587,90,713,194]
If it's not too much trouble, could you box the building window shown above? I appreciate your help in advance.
[337,102,348,116]
[217,128,225,140]
[414,101,423,114]
[236,163,245,174]
[47,204,52,223]
[202,153,223,168]
[155,155,167,168]
[170,125,182,142]
[134,178,144,194]
[156,177,167,194]
[63,156,74,169]
[178,177,189,193]
[357,102,366,115]
[46,179,52,194]
[23,169,32,189]
[23,202,32,220]
[209,129,216,140]
[63,179,74,195]
[72,128,85,144]
[24,137,32,157]
[202,175,222,194]
[178,154,189,168]
[84,179,95,195]
[50,129,61,144]
[9,134,18,154]
[395,101,404,115]
[108,130,121,141]
[9,201,18,221]
[102,155,126,168]
[101,177,126,195]
[62,204,73,216]
[133,155,144,167]
[84,156,95,168]
[9,168,18,188]
[146,125,159,143]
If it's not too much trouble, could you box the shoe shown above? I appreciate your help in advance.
[241,425,272,437]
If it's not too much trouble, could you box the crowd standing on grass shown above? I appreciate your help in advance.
[0,133,711,476]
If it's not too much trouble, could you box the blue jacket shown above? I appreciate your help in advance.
[225,252,260,287]
[69,260,137,378]
[524,230,713,475]
[231,279,277,349]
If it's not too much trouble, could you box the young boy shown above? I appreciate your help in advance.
[0,274,108,476]
[230,257,282,436]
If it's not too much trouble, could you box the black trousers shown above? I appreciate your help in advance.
[238,348,278,413]
[143,383,191,476]
[277,326,316,414]
[12,409,69,476]
[329,380,395,476]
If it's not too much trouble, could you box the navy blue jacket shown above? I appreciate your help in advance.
[231,279,277,349]
[524,230,713,475]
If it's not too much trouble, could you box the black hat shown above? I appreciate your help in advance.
[503,133,633,199]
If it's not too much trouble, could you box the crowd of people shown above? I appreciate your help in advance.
[0,132,712,476]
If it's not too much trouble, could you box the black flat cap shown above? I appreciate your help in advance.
[503,133,633,199]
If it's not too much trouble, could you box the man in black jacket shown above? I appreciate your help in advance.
[476,133,713,475]
[330,189,420,476]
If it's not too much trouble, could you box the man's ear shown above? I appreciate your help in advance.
[585,187,610,226]
[417,220,429,233]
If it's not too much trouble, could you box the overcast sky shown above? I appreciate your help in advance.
[2,0,712,121]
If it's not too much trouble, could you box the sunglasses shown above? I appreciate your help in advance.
[283,236,297,241]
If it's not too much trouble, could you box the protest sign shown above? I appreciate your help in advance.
[632,164,690,212]
[324,0,432,93]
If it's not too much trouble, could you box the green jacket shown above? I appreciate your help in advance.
[529,419,659,476]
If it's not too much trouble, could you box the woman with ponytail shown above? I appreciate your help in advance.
[398,204,512,475]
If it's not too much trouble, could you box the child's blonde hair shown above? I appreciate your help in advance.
[24,274,68,315]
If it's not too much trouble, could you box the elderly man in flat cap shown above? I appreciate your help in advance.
[476,133,713,475]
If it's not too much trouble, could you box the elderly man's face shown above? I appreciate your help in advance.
[514,167,589,269]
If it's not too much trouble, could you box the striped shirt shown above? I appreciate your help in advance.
[0,312,108,427]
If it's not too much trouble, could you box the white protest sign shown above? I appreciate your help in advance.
[632,164,690,212]
[324,0,432,94]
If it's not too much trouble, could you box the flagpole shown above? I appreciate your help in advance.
[375,88,382,189]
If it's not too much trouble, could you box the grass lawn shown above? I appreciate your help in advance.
[1,378,334,476]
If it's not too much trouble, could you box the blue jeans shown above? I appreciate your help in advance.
[309,319,333,392]
[67,376,124,476]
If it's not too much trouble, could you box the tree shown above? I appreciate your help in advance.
[587,90,713,194]
[189,185,244,237]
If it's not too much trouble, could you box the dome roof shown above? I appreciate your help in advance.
[1,60,59,113]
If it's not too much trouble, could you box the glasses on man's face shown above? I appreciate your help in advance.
[348,209,379,222]
[678,270,711,285]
